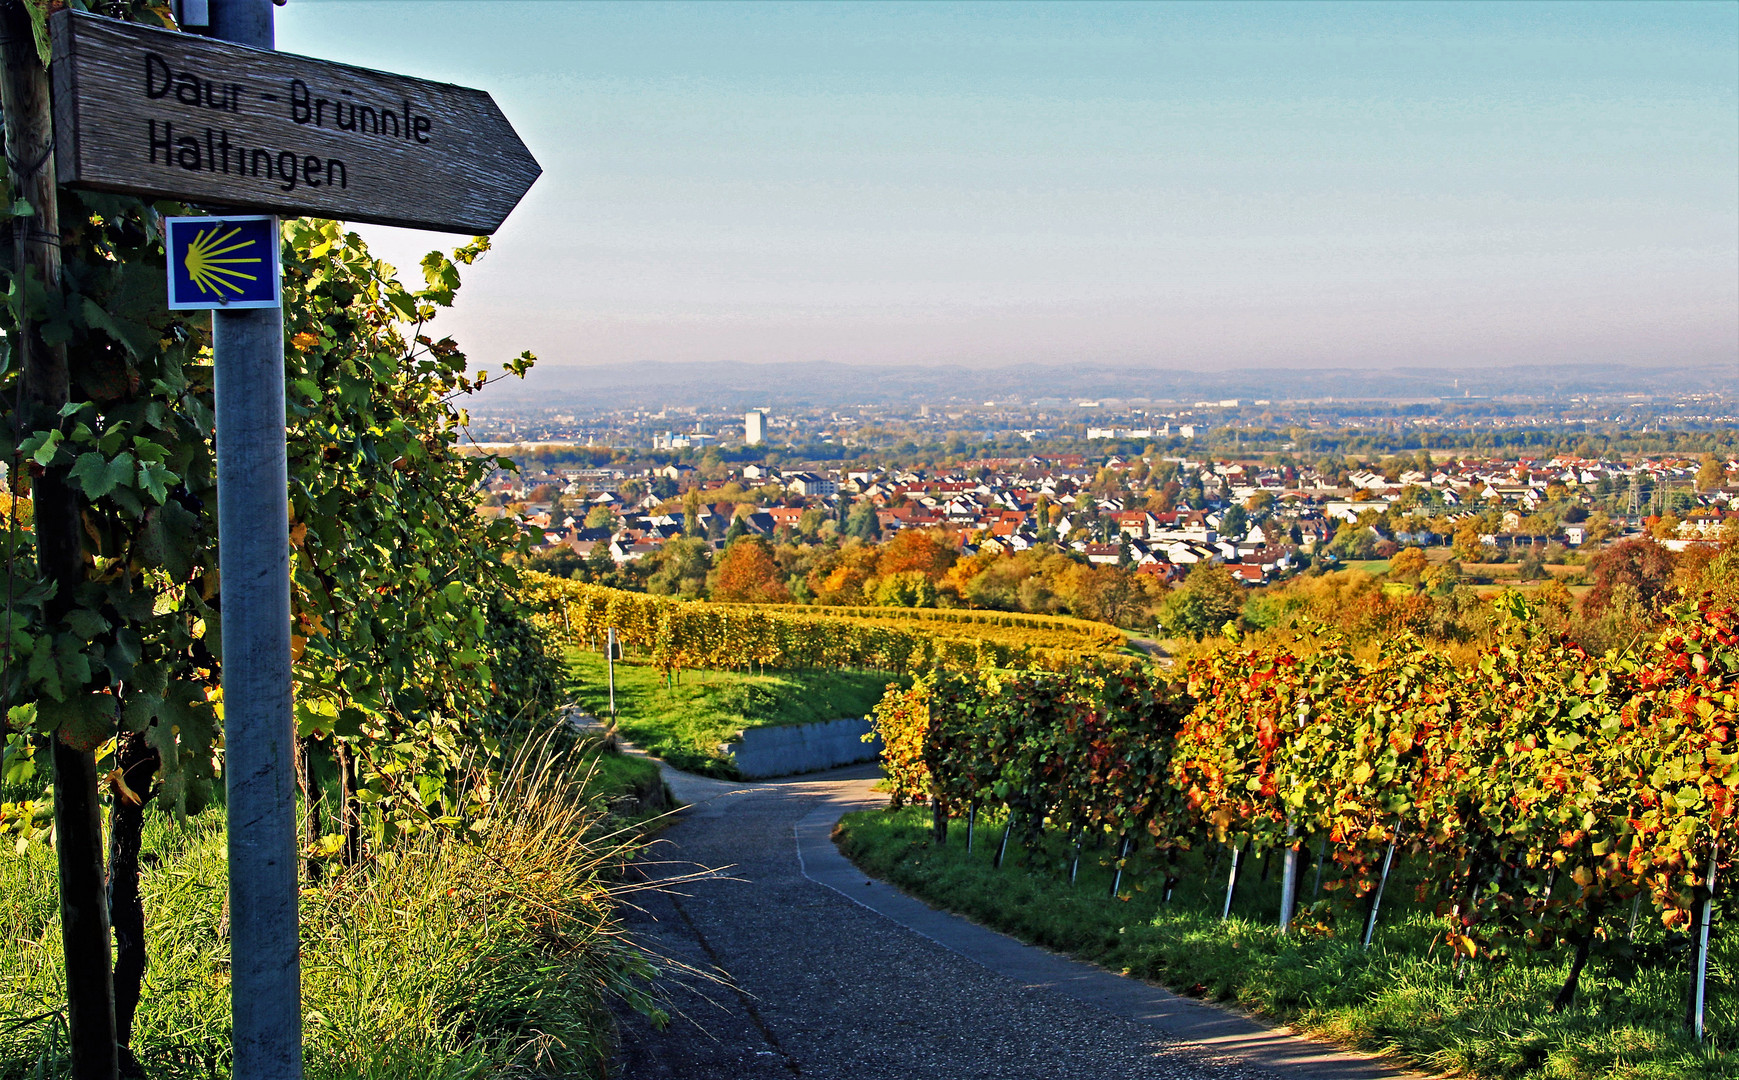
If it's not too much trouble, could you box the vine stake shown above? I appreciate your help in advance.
[1222,840,1245,920]
[1110,835,1131,898]
[1362,821,1403,950]
[1278,823,1300,933]
[1690,841,1718,1040]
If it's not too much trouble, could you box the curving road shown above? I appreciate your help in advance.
[611,763,1425,1080]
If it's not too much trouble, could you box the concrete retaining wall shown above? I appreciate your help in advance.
[725,717,881,780]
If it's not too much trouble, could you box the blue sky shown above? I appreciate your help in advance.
[277,1,1738,373]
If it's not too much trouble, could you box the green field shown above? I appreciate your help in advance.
[1343,559,1392,576]
[837,806,1731,1080]
[569,650,903,776]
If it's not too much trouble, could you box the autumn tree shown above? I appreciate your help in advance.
[1452,521,1487,562]
[647,536,711,598]
[1583,510,1616,543]
[1696,453,1728,493]
[584,504,618,530]
[1160,562,1245,640]
[877,528,957,581]
[1389,546,1429,583]
[845,500,881,541]
[1073,564,1157,626]
[710,537,792,603]
[1582,537,1676,616]
[683,486,703,535]
[1648,512,1682,541]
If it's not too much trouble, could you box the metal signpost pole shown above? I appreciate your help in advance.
[204,4,300,1080]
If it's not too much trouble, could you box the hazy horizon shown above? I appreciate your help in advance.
[279,1,1739,375]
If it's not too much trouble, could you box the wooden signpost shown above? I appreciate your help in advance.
[50,7,540,233]
[29,5,541,1080]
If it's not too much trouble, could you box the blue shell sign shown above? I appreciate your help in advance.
[165,215,281,310]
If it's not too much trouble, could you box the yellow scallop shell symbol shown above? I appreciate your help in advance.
[184,223,262,298]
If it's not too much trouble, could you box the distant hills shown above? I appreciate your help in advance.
[473,360,1737,411]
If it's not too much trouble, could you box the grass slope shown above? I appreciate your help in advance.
[2,745,668,1080]
[569,650,903,776]
[837,806,1734,1080]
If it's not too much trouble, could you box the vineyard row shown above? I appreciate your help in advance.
[523,576,1137,676]
[870,597,1739,1011]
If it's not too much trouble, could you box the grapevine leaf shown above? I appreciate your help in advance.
[64,608,108,641]
[135,460,177,505]
[140,501,199,582]
[68,451,137,500]
[42,691,115,752]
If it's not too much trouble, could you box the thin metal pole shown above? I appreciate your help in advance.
[207,6,299,1080]
[606,627,617,717]
[1363,824,1402,950]
[1693,842,1718,1041]
[1278,823,1299,934]
[1222,841,1243,920]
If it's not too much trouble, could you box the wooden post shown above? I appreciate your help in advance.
[0,6,120,1078]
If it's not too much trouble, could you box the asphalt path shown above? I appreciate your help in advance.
[611,763,1426,1080]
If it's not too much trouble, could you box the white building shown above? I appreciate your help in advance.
[744,410,766,446]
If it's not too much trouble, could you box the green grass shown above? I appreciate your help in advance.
[568,650,903,776]
[1345,559,1392,576]
[580,742,666,808]
[837,806,1737,1080]
[2,744,670,1080]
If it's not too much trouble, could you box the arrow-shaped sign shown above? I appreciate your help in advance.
[50,10,541,234]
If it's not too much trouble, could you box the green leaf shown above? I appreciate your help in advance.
[7,703,38,733]
[296,697,339,738]
[140,501,199,581]
[135,460,178,505]
[41,691,116,752]
[68,451,136,500]
[150,681,217,817]
[26,638,62,701]
[105,627,143,682]
[80,297,155,359]
[120,691,159,734]
[64,608,108,641]
[25,429,62,467]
